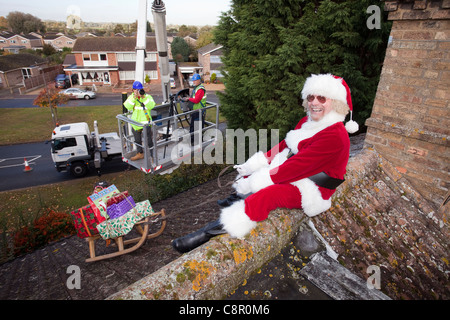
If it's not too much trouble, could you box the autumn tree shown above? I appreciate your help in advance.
[7,11,45,33]
[33,86,69,127]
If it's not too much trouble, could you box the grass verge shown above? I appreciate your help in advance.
[0,104,223,145]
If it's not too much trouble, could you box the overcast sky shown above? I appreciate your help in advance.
[0,0,232,26]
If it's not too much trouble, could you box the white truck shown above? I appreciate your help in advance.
[49,121,122,177]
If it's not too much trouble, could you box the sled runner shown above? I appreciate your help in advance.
[85,209,166,263]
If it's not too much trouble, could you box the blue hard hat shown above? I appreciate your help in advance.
[132,81,144,90]
[191,74,201,81]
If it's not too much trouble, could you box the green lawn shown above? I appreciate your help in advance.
[0,105,123,145]
[0,104,224,145]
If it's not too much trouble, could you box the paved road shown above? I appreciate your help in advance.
[0,92,220,108]
[0,93,149,108]
[0,142,131,192]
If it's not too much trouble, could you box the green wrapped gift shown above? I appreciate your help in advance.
[96,200,154,239]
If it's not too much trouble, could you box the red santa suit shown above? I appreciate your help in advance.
[219,74,357,239]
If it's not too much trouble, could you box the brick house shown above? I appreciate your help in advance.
[67,37,160,87]
[197,42,224,82]
[0,53,55,92]
[0,31,43,53]
[42,33,76,51]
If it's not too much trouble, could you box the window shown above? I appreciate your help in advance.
[117,53,135,61]
[52,138,77,151]
[210,55,222,63]
[21,68,32,79]
[211,70,223,78]
[83,54,90,61]
[146,53,157,62]
[119,70,135,81]
[100,54,107,61]
[148,70,158,80]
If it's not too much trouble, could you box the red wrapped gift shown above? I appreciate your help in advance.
[70,205,100,239]
[106,191,130,207]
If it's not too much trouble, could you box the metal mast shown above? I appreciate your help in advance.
[135,0,148,85]
[152,0,170,103]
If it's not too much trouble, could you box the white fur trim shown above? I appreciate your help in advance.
[233,167,273,194]
[234,151,268,177]
[233,177,252,195]
[301,74,347,104]
[345,120,359,134]
[220,200,257,238]
[285,111,345,154]
[248,168,273,193]
[291,178,331,217]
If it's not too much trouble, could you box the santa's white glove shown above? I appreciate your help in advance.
[233,151,269,178]
[233,177,252,195]
[233,168,274,195]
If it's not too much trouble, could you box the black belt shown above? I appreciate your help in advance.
[287,148,344,189]
[308,172,345,190]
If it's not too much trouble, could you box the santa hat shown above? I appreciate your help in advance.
[301,74,359,134]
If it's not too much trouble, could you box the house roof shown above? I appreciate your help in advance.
[73,37,157,52]
[43,34,76,40]
[63,54,76,66]
[197,43,223,56]
[0,53,47,72]
[0,31,40,41]
[0,31,15,39]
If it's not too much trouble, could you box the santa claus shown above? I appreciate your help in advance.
[172,73,358,253]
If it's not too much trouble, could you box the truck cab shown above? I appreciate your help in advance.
[51,123,91,176]
[50,122,122,177]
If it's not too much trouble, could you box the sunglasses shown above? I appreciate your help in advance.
[307,95,327,104]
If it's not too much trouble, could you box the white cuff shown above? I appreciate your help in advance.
[220,200,257,239]
[248,168,273,193]
[234,151,268,177]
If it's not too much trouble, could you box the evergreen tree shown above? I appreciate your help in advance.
[214,0,391,139]
[171,37,190,62]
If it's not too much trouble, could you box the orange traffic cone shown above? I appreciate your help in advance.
[23,158,33,172]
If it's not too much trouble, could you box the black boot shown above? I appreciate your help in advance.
[172,219,226,253]
[217,193,241,207]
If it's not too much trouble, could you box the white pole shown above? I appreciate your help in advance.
[152,0,170,103]
[135,0,148,85]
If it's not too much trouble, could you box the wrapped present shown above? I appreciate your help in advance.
[106,191,130,207]
[96,200,154,239]
[70,205,100,239]
[87,184,120,223]
[107,195,136,220]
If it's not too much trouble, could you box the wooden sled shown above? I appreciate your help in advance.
[85,209,166,263]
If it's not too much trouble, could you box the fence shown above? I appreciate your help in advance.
[23,65,63,91]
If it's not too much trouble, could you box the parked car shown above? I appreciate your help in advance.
[61,88,96,100]
[170,77,176,88]
[55,74,71,89]
[71,74,79,85]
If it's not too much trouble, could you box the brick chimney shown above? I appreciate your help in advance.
[365,0,449,210]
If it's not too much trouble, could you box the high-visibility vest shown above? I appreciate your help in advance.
[123,93,156,130]
[191,84,207,110]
